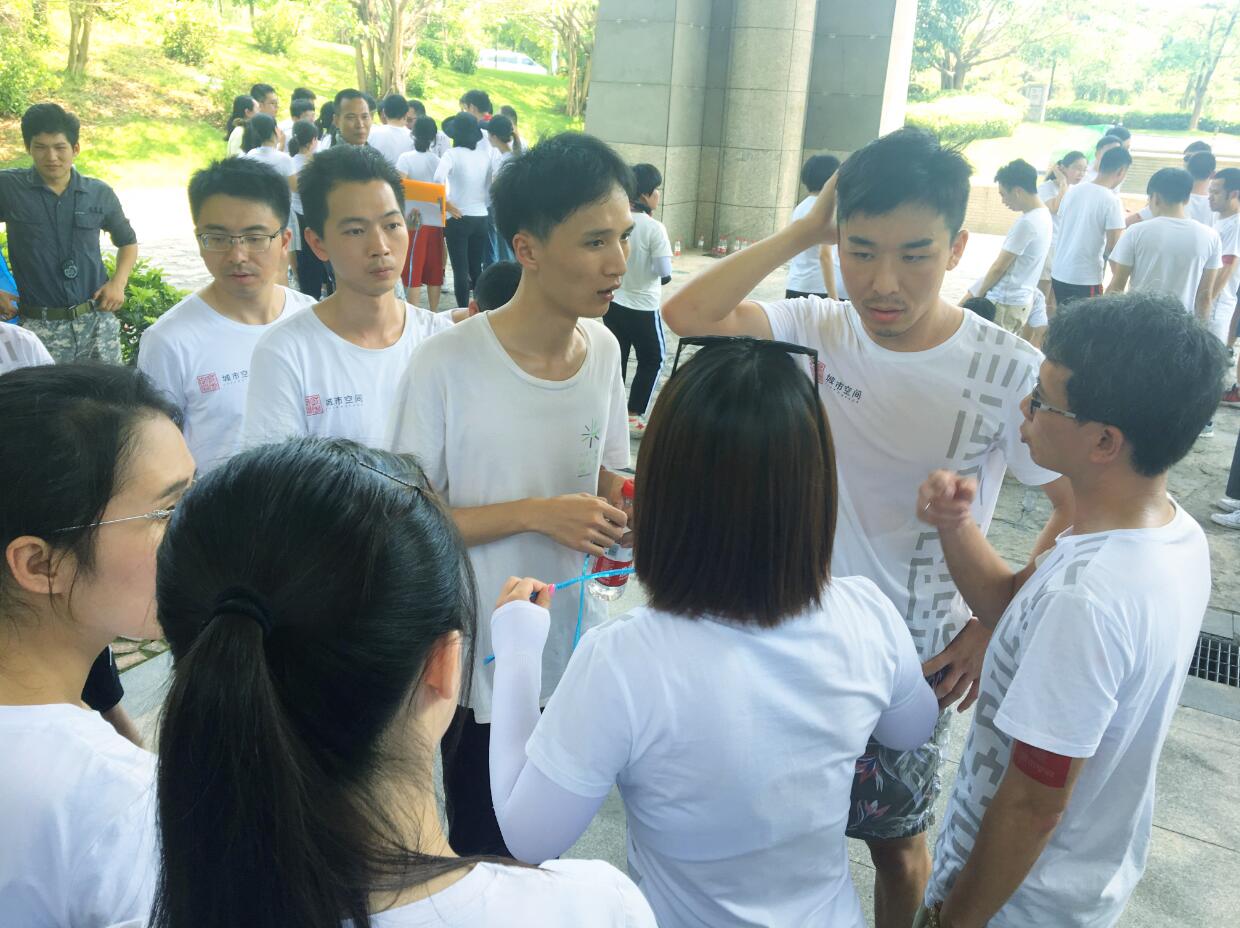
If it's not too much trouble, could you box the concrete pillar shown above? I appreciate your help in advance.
[714,0,817,242]
[585,0,917,247]
[803,0,917,165]
[585,0,716,247]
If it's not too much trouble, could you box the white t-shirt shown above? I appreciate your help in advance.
[243,301,453,451]
[1210,212,1240,341]
[138,287,314,472]
[289,152,311,216]
[434,147,492,217]
[1050,183,1126,285]
[928,502,1210,927]
[108,859,655,928]
[2,322,54,372]
[786,195,828,294]
[0,704,157,927]
[527,578,933,928]
[761,298,1058,660]
[434,130,452,158]
[1189,193,1216,228]
[226,125,244,157]
[368,123,415,167]
[396,149,445,228]
[391,313,629,722]
[486,148,514,207]
[242,145,294,178]
[987,207,1053,307]
[613,211,673,312]
[1109,216,1222,313]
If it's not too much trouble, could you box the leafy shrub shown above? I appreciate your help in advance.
[209,64,249,131]
[416,36,445,68]
[104,255,188,366]
[254,4,300,56]
[405,57,434,98]
[1047,104,1240,136]
[162,11,217,67]
[905,94,1022,146]
[447,42,477,75]
[906,84,934,102]
[0,30,52,117]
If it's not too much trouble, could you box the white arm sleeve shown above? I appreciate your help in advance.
[872,621,940,752]
[651,255,674,278]
[488,601,607,864]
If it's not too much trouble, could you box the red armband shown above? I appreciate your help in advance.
[1012,740,1072,788]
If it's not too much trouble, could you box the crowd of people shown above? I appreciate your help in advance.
[0,85,1232,928]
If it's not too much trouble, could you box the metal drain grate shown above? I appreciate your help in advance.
[1188,633,1240,687]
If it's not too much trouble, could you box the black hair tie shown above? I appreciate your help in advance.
[210,587,274,638]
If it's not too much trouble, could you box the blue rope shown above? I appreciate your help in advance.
[482,557,635,665]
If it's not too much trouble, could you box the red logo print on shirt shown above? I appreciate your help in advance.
[197,373,220,394]
[305,394,324,416]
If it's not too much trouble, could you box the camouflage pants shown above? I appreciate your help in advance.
[23,312,121,364]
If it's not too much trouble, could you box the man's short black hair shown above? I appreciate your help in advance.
[1184,140,1212,157]
[1146,167,1192,205]
[250,83,276,102]
[800,154,840,193]
[334,88,372,111]
[188,158,291,227]
[631,163,662,199]
[961,296,996,322]
[291,98,317,119]
[381,93,409,120]
[486,114,514,143]
[473,261,522,311]
[1186,150,1216,181]
[1214,167,1240,195]
[409,99,427,117]
[297,145,403,237]
[500,104,518,122]
[1095,136,1120,154]
[1099,147,1133,175]
[836,128,972,237]
[1043,292,1226,476]
[492,132,635,244]
[21,103,81,148]
[459,89,493,114]
[1104,125,1131,142]
[995,158,1038,194]
[291,87,316,102]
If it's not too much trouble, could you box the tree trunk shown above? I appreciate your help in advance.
[940,54,953,91]
[1047,56,1057,102]
[952,59,969,90]
[66,5,93,78]
[382,0,405,96]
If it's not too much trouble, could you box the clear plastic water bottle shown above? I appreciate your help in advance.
[673,240,682,257]
[588,479,635,602]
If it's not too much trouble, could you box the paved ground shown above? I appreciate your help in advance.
[118,191,1240,927]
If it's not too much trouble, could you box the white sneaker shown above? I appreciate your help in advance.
[1200,422,1215,438]
[1217,497,1240,512]
[628,415,647,438]
[1210,509,1240,529]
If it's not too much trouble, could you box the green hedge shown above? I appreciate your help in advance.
[104,255,187,366]
[1046,104,1240,136]
[162,11,217,67]
[905,94,1023,146]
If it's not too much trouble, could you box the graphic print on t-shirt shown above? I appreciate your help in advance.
[935,534,1107,875]
[901,325,1033,659]
[576,417,602,478]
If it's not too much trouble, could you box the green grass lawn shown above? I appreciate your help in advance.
[0,15,578,190]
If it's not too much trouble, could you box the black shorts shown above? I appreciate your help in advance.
[1050,279,1102,306]
[785,289,828,300]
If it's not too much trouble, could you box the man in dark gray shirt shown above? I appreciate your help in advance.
[0,103,138,363]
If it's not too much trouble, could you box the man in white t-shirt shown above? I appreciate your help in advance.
[391,132,632,859]
[915,293,1224,928]
[1050,146,1130,306]
[1081,135,1121,185]
[663,127,1074,928]
[367,93,415,167]
[277,96,317,150]
[1108,167,1222,321]
[138,158,315,473]
[1127,149,1218,230]
[1208,168,1240,405]
[963,159,1052,334]
[242,145,458,452]
[785,155,842,299]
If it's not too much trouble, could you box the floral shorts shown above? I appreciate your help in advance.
[846,709,954,841]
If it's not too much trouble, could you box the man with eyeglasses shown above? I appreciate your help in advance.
[663,128,1075,928]
[914,292,1222,928]
[0,103,137,363]
[137,158,315,473]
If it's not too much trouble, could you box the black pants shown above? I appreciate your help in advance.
[445,215,488,308]
[295,213,333,299]
[1228,428,1240,499]
[441,707,512,857]
[1051,279,1101,306]
[785,289,827,299]
[603,302,665,415]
